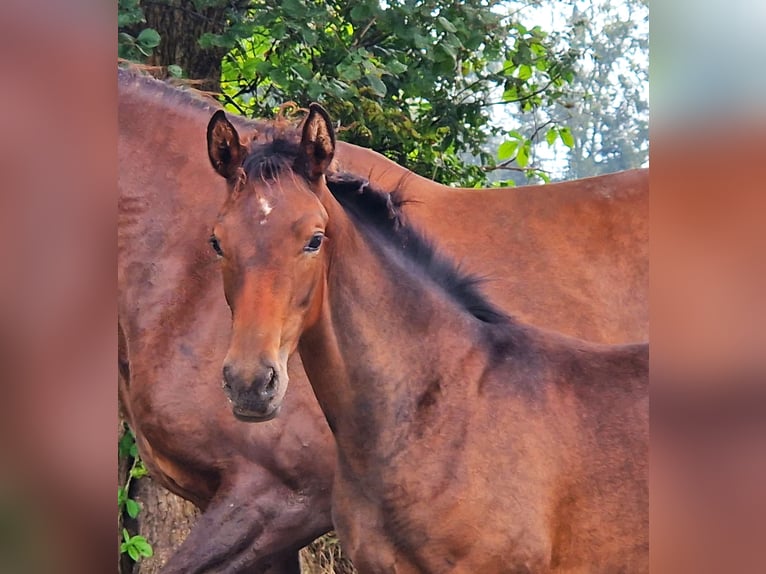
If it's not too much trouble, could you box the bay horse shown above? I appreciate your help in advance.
[207,104,649,573]
[119,65,647,572]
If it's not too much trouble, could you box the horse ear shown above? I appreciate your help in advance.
[207,110,245,180]
[299,103,336,182]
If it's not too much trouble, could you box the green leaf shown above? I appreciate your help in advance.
[128,545,140,562]
[271,22,286,40]
[350,4,370,20]
[516,142,529,167]
[281,0,304,19]
[337,61,362,82]
[412,33,430,50]
[131,461,149,479]
[270,68,289,86]
[291,62,313,80]
[436,42,457,62]
[518,64,532,81]
[497,140,517,160]
[437,16,457,33]
[136,28,161,49]
[118,486,127,506]
[545,128,557,146]
[125,498,140,519]
[387,60,408,75]
[122,528,131,543]
[118,430,135,458]
[502,86,518,102]
[118,32,136,46]
[133,537,154,557]
[366,74,387,97]
[301,28,318,44]
[167,65,183,78]
[559,127,575,149]
[255,60,273,75]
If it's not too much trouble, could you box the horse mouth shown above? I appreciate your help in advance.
[232,404,281,423]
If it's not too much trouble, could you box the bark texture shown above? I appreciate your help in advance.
[131,479,199,573]
[142,0,242,93]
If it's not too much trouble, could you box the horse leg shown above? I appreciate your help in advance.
[201,488,333,574]
[159,472,331,574]
[254,549,301,574]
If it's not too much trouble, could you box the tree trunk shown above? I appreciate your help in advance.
[142,0,237,93]
[130,478,200,573]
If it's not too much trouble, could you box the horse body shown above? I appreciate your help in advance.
[335,148,648,344]
[119,70,335,573]
[207,106,649,573]
[119,65,647,571]
[323,329,648,573]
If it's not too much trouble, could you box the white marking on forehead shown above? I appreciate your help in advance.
[258,196,273,221]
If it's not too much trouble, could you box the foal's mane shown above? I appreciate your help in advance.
[327,173,510,325]
[241,136,510,325]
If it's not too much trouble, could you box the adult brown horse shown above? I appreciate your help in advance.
[207,104,649,572]
[119,66,646,572]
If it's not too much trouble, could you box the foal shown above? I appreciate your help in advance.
[206,104,649,573]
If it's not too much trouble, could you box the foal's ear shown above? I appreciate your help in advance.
[207,110,245,180]
[299,103,336,182]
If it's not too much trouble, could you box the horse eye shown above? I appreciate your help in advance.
[304,233,324,253]
[209,234,223,257]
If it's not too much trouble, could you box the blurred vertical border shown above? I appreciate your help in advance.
[0,0,117,573]
[652,0,766,572]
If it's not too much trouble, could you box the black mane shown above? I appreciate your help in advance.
[242,136,303,181]
[326,172,509,325]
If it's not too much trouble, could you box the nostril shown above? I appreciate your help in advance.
[256,367,277,398]
[265,368,276,393]
[222,364,233,388]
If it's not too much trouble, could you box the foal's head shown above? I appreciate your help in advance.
[206,104,335,421]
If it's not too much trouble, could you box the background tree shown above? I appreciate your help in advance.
[524,0,649,179]
[213,0,578,185]
[119,0,250,92]
[119,0,578,186]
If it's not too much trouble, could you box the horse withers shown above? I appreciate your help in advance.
[207,104,649,572]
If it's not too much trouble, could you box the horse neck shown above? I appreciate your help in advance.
[297,190,492,465]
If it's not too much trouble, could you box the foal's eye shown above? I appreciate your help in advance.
[304,233,324,253]
[209,234,224,257]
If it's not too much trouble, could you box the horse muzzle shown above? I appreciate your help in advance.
[222,361,284,422]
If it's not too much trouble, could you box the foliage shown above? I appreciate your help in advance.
[118,0,161,61]
[118,425,154,563]
[121,528,154,562]
[531,0,649,178]
[200,0,577,186]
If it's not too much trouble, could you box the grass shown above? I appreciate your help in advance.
[299,531,357,574]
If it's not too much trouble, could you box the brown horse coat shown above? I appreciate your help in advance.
[118,67,647,572]
[208,104,649,573]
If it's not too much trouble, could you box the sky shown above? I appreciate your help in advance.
[492,0,649,180]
